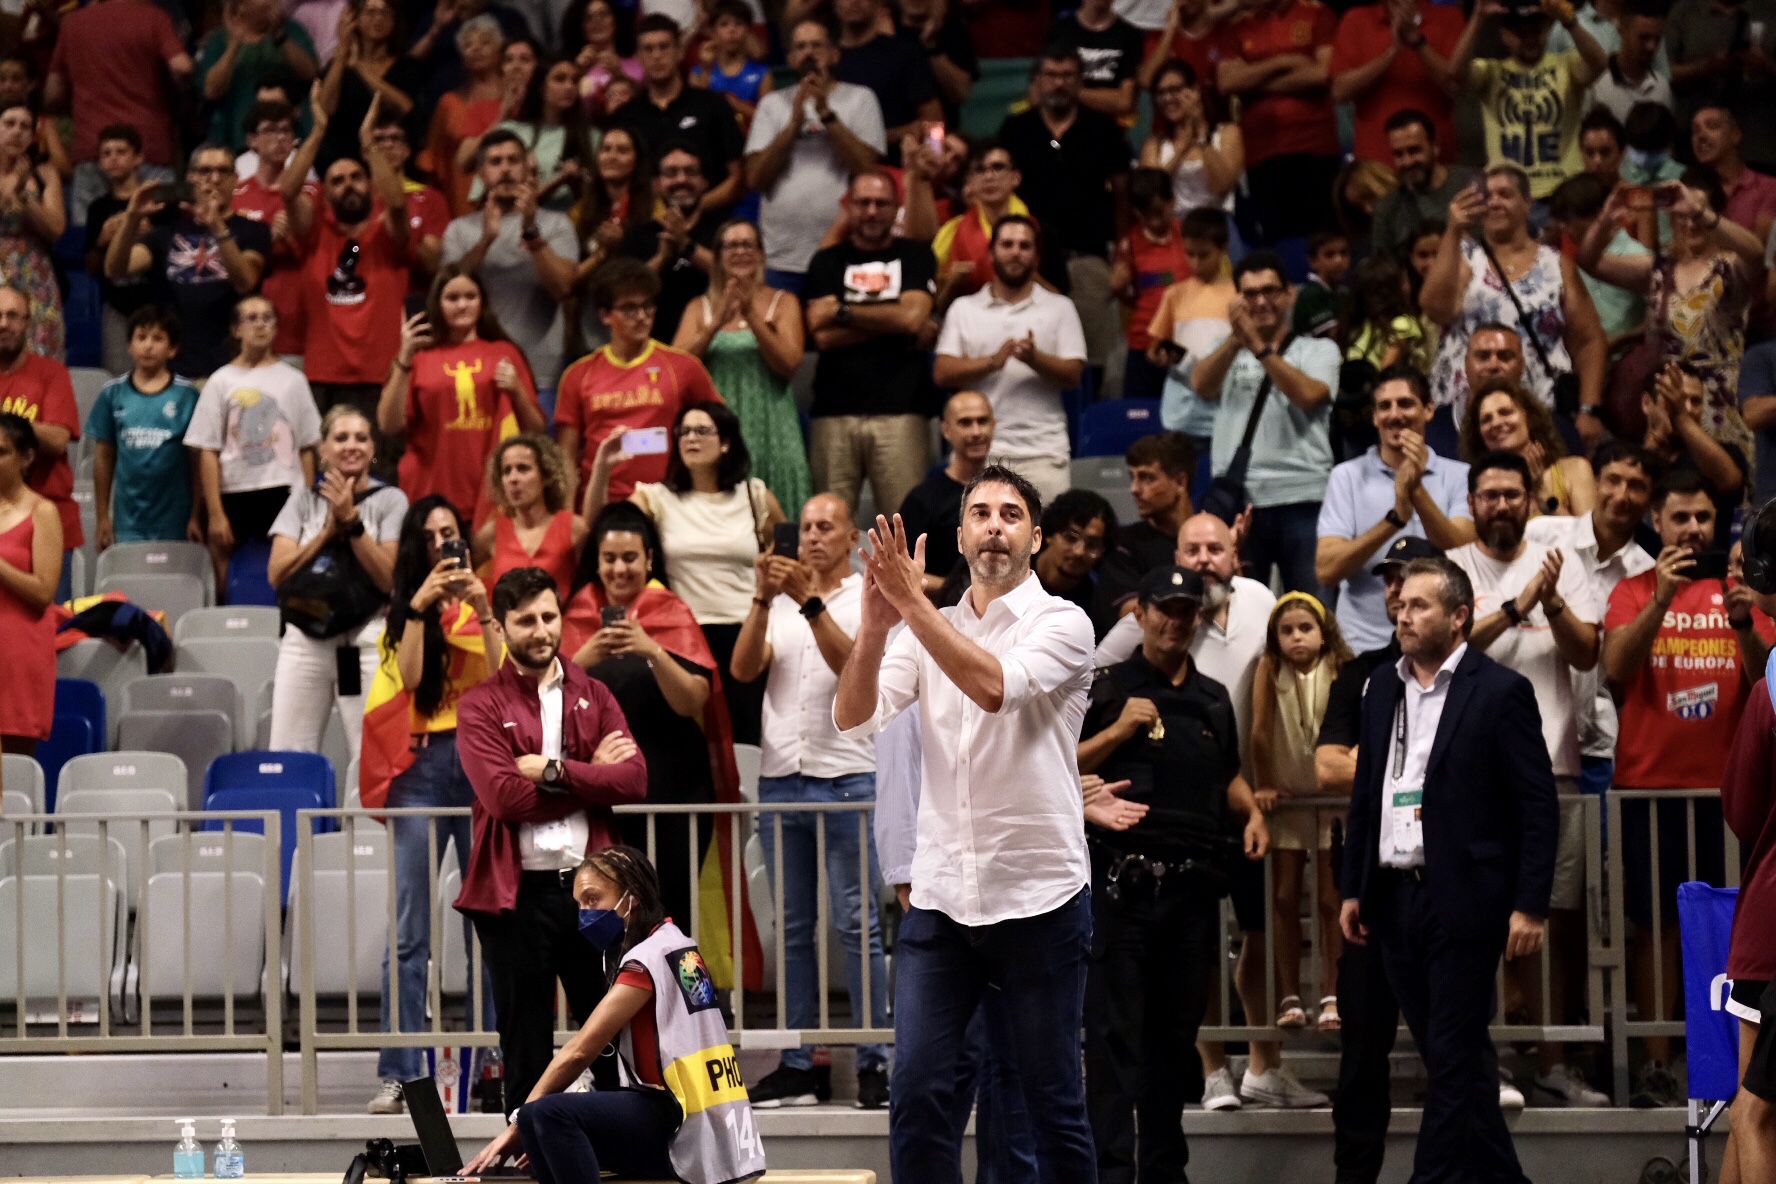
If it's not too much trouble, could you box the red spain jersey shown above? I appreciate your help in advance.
[554,341,720,499]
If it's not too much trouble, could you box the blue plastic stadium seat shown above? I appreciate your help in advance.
[41,680,105,810]
[203,751,336,898]
[1076,398,1163,458]
[225,539,277,607]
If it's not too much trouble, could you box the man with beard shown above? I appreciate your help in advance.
[935,215,1087,505]
[442,131,579,408]
[609,15,745,213]
[899,390,994,596]
[730,494,891,1110]
[0,286,82,576]
[1331,0,1463,170]
[1603,469,1772,1106]
[1341,555,1556,1184]
[1368,108,1479,261]
[1317,367,1474,653]
[1035,490,1117,637]
[999,45,1130,361]
[1448,450,1610,1108]
[804,170,937,518]
[1076,564,1269,1184]
[277,97,412,431]
[834,466,1097,1181]
[454,566,648,1112]
[1423,323,1529,455]
[617,143,720,343]
[104,142,273,381]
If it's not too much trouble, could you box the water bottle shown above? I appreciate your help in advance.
[214,1118,244,1179]
[173,1119,204,1178]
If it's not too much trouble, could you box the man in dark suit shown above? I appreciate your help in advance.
[1339,555,1558,1184]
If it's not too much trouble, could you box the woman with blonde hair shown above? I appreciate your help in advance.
[1251,591,1351,1032]
[1460,378,1595,517]
[671,218,808,517]
[473,432,590,599]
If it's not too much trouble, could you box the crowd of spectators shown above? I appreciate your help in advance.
[1,0,1775,1159]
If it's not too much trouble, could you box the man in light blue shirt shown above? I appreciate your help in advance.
[1315,367,1474,651]
[1189,250,1343,596]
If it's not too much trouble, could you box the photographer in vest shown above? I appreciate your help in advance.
[464,845,766,1184]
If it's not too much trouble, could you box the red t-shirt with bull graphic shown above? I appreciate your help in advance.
[1606,572,1776,789]
[554,341,721,500]
[399,339,531,520]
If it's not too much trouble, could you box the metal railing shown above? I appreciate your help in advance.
[0,790,1741,1114]
[0,809,285,1113]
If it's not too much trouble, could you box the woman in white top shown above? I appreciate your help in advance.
[589,399,784,741]
[266,406,407,764]
[1139,59,1241,222]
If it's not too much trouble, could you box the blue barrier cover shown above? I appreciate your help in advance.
[1680,881,1742,1101]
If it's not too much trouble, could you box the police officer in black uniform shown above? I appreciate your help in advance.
[1077,565,1270,1184]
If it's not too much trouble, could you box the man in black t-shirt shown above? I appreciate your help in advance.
[835,0,944,155]
[610,14,745,213]
[1047,0,1144,121]
[1097,430,1197,620]
[1316,533,1437,1184]
[895,0,980,127]
[1036,489,1117,638]
[899,389,994,596]
[618,142,721,344]
[103,142,273,380]
[805,169,937,517]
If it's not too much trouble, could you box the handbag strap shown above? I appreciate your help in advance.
[1475,237,1559,377]
[1224,335,1290,484]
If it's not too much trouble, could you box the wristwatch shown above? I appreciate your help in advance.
[799,596,826,621]
[543,758,565,787]
[1578,404,1605,418]
[834,303,852,325]
[1384,507,1408,530]
[1253,344,1276,361]
[345,517,367,539]
[521,223,542,243]
[1502,599,1525,626]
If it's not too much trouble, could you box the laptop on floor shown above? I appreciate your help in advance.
[402,1075,531,1179]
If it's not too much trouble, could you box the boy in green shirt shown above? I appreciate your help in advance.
[88,306,203,548]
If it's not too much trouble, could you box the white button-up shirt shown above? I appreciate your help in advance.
[520,659,587,871]
[760,573,875,779]
[836,572,1095,925]
[935,283,1087,459]
[1379,643,1467,868]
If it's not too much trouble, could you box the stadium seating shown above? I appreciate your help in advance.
[116,711,232,811]
[96,573,208,631]
[286,827,389,1000]
[1069,456,1141,527]
[68,481,97,599]
[0,788,30,832]
[1076,398,1163,458]
[137,832,270,1005]
[69,367,108,432]
[120,673,244,750]
[226,538,278,607]
[172,605,282,645]
[203,751,337,897]
[56,783,180,913]
[0,872,127,1014]
[57,643,141,721]
[41,678,107,809]
[95,541,215,607]
[3,752,46,815]
[175,637,282,744]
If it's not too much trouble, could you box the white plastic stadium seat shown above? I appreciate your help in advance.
[287,829,390,998]
[56,784,180,913]
[0,872,127,1013]
[121,673,244,750]
[58,638,148,713]
[173,606,282,645]
[115,711,232,810]
[3,752,45,814]
[137,865,267,1003]
[97,573,208,630]
[95,541,215,606]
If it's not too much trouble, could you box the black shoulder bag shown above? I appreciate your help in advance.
[278,484,396,641]
[1476,237,1581,417]
[1199,337,1290,526]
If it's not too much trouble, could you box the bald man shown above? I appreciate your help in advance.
[900,389,996,594]
[729,493,892,1108]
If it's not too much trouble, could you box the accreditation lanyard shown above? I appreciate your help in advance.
[1389,693,1425,856]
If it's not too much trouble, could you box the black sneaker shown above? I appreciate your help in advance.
[813,1063,832,1103]
[750,1065,822,1109]
[855,1067,889,1110]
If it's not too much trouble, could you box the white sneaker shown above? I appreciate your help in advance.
[1499,1069,1525,1112]
[1201,1065,1243,1111]
[1241,1064,1331,1109]
[1534,1063,1609,1108]
[367,1080,405,1115]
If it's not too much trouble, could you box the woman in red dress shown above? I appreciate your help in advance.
[0,413,64,753]
[474,432,588,599]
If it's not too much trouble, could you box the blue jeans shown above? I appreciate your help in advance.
[891,888,1096,1184]
[377,731,484,1081]
[757,772,889,1072]
[1246,502,1331,600]
[951,1005,1038,1184]
[516,1087,678,1183]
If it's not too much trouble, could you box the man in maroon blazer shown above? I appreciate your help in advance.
[455,566,649,1112]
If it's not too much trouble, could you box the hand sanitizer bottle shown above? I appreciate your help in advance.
[173,1119,204,1178]
[214,1118,244,1179]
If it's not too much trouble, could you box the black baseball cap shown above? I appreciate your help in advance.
[1138,565,1205,606]
[1371,536,1442,577]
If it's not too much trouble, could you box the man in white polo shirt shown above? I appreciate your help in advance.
[934,214,1088,505]
[835,464,1096,1180]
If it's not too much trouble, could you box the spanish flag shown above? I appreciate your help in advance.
[359,604,494,812]
[562,583,764,992]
